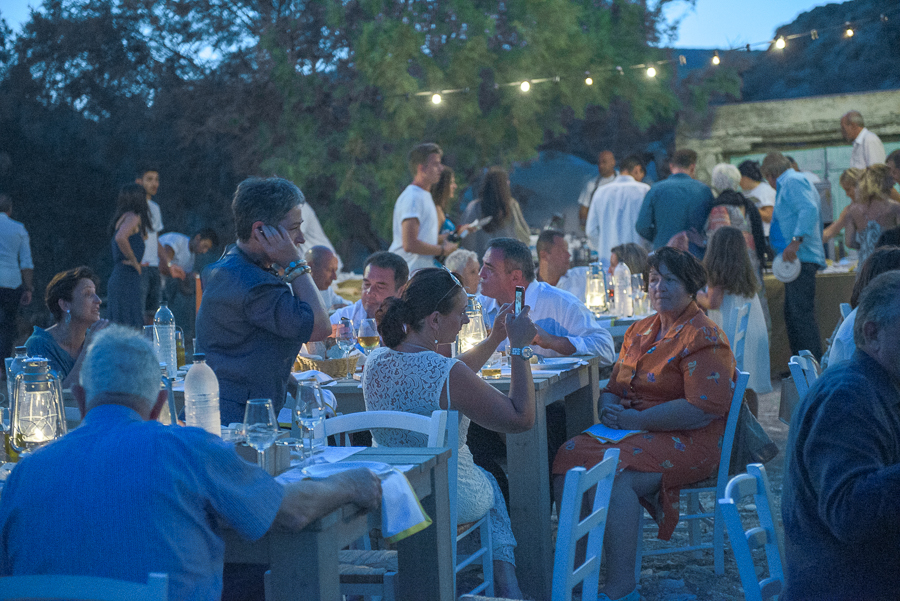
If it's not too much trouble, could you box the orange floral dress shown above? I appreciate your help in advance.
[552,302,735,540]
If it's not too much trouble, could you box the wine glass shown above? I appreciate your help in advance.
[335,320,357,378]
[294,381,325,457]
[243,398,279,470]
[357,318,380,355]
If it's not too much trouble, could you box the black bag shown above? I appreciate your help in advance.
[729,400,779,476]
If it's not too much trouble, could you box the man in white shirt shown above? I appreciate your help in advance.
[738,160,776,238]
[388,143,457,274]
[478,238,614,362]
[585,154,650,262]
[578,150,617,228]
[841,110,886,169]
[136,167,164,324]
[305,246,347,310]
[158,228,219,344]
[0,194,32,363]
[330,251,408,326]
[535,229,586,302]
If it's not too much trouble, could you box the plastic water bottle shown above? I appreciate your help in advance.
[614,262,634,318]
[6,347,28,407]
[184,353,221,436]
[154,302,177,379]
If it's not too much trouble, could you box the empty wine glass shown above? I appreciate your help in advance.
[294,381,326,457]
[243,398,279,470]
[357,318,380,355]
[335,319,357,378]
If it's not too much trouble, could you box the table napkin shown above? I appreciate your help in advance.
[292,370,337,385]
[380,468,432,543]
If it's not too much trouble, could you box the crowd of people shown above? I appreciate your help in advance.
[0,109,899,601]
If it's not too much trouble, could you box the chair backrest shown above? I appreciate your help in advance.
[729,302,752,372]
[718,463,784,601]
[788,353,819,400]
[718,370,750,493]
[0,573,168,601]
[839,302,852,320]
[324,410,448,447]
[552,448,620,601]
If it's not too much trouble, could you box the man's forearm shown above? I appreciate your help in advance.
[20,269,32,291]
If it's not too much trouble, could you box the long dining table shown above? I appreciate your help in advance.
[327,355,603,600]
[222,446,454,601]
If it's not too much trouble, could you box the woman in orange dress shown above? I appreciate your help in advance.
[552,247,736,601]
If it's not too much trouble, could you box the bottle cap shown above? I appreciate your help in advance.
[193,353,206,362]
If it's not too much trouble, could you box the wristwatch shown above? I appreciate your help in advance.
[510,346,534,360]
[791,236,804,243]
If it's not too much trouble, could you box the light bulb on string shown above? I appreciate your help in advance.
[646,66,657,78]
[712,52,720,65]
[585,76,593,86]
[431,93,442,105]
[845,23,854,37]
[520,81,531,92]
[775,37,786,50]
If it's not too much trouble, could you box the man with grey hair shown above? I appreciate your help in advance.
[0,326,381,601]
[782,270,900,599]
[840,110,886,169]
[305,245,347,310]
[761,151,825,358]
[197,177,331,425]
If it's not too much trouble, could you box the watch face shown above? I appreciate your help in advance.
[521,346,534,359]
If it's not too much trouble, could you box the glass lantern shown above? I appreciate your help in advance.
[10,358,66,454]
[585,263,609,315]
[457,295,488,354]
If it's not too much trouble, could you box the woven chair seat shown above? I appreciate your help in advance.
[338,549,398,584]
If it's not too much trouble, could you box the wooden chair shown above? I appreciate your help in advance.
[635,370,750,577]
[787,352,820,401]
[729,302,752,372]
[0,573,168,601]
[718,463,784,601]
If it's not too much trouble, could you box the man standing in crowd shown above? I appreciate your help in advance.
[761,151,825,359]
[389,143,457,273]
[841,110,886,169]
[158,228,219,345]
[635,149,714,256]
[536,229,586,302]
[197,177,331,424]
[782,271,900,600]
[306,245,347,310]
[330,251,409,325]
[585,154,650,262]
[0,194,32,365]
[578,150,617,228]
[738,160,776,240]
[0,326,381,600]
[135,166,165,324]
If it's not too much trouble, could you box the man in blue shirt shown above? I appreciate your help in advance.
[782,271,900,600]
[0,326,381,601]
[761,152,826,359]
[197,177,332,425]
[635,149,714,256]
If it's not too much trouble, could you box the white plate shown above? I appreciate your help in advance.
[301,461,393,479]
[540,358,583,370]
[773,254,802,283]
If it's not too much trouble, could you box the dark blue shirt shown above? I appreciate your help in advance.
[197,246,314,416]
[635,173,714,253]
[782,350,900,600]
[0,404,284,601]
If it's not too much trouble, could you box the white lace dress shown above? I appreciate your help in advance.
[362,347,517,564]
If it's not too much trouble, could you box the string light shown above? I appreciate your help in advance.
[584,76,593,86]
[844,22,854,37]
[520,81,531,92]
[431,93,442,104]
[775,37,786,49]
[646,66,657,78]
[712,52,720,65]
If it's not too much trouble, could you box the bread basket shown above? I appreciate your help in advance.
[293,354,359,378]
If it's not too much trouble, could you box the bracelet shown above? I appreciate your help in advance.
[282,261,311,283]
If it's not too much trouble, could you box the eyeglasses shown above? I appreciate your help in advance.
[432,268,463,313]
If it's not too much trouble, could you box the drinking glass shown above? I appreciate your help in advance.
[357,319,380,355]
[243,399,279,469]
[294,382,326,457]
[481,351,504,379]
[335,321,357,378]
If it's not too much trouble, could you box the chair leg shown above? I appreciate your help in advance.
[713,501,725,576]
[481,519,494,596]
[686,492,702,559]
[634,510,645,583]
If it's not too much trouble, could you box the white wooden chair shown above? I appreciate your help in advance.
[324,409,494,598]
[553,448,620,601]
[718,463,784,601]
[839,302,852,320]
[729,302,752,372]
[636,370,750,577]
[0,573,168,601]
[787,352,820,401]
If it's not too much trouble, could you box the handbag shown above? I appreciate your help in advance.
[729,399,779,476]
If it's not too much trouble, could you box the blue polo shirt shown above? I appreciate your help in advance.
[770,170,826,267]
[0,403,284,601]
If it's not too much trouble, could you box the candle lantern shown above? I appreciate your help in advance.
[10,358,66,454]
[457,295,488,354]
[585,263,609,315]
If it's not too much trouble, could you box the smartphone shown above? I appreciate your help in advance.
[514,286,525,315]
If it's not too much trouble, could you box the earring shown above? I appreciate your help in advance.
[65,309,71,325]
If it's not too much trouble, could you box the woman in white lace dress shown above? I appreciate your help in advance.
[845,164,900,265]
[362,267,537,599]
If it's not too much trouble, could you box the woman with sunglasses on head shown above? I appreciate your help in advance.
[362,267,536,599]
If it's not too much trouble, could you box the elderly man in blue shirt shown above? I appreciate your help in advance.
[0,326,381,601]
[196,177,331,425]
[761,152,826,359]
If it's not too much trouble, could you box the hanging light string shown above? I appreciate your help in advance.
[414,6,898,102]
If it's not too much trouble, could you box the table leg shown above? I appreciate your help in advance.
[396,453,454,601]
[268,530,340,601]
